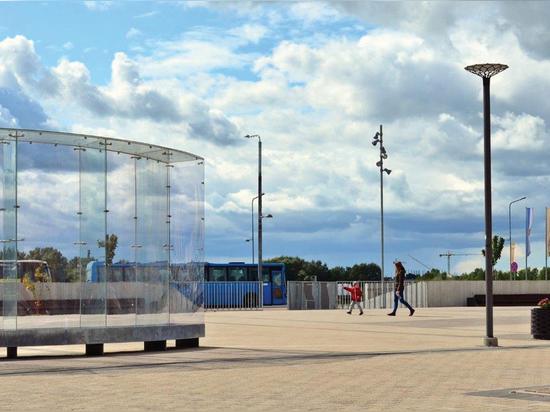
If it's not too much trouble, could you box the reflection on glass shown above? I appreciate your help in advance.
[1,137,17,330]
[80,145,106,328]
[0,128,204,332]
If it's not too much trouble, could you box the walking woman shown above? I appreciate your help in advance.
[387,261,415,316]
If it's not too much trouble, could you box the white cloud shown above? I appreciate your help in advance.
[63,41,74,50]
[228,24,268,44]
[83,1,113,11]
[133,10,159,19]
[126,28,142,39]
[0,104,17,127]
[492,112,547,151]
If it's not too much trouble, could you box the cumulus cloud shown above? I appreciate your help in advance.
[0,104,17,127]
[0,88,48,128]
[0,36,241,145]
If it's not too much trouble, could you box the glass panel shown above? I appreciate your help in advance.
[1,136,17,330]
[170,160,204,324]
[79,143,106,328]
[106,151,136,327]
[16,142,79,329]
[136,157,169,326]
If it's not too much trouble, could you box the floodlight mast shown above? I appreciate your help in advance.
[372,125,391,307]
[464,63,508,347]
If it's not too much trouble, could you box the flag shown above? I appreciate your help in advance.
[546,208,550,257]
[526,207,534,257]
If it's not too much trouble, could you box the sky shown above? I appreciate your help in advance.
[1,1,550,276]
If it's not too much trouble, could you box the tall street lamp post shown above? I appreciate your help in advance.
[245,134,263,306]
[250,193,265,264]
[372,125,391,307]
[508,196,526,280]
[465,63,508,347]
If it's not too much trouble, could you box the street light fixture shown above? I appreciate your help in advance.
[245,134,264,306]
[508,196,526,280]
[465,62,508,347]
[372,124,391,307]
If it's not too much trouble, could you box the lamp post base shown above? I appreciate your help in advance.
[483,336,499,347]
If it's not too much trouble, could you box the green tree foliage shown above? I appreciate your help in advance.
[98,233,118,265]
[481,235,505,266]
[419,268,446,281]
[267,256,382,281]
[26,247,68,282]
[66,256,95,282]
[349,263,381,281]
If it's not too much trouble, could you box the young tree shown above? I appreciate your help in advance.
[98,234,118,266]
[481,235,505,266]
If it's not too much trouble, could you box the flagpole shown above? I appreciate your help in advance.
[546,207,548,281]
[525,207,529,280]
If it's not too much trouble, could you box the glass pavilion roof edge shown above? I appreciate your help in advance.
[0,127,203,163]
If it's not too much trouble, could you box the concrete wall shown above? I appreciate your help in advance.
[425,281,550,307]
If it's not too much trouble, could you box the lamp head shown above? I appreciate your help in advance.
[383,168,391,175]
[376,160,382,167]
[464,63,508,79]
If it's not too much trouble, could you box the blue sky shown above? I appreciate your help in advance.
[2,1,550,276]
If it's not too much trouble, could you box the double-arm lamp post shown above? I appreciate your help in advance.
[372,125,391,304]
[465,63,508,347]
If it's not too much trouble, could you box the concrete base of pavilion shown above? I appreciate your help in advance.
[0,323,204,358]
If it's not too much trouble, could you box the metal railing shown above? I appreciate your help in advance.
[202,281,263,311]
[288,280,427,310]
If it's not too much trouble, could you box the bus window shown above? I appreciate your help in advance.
[209,267,226,281]
[262,268,270,283]
[228,267,247,281]
[272,271,283,288]
[247,267,258,281]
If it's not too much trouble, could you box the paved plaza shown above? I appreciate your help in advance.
[1,307,550,411]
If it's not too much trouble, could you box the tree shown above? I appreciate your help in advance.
[481,235,505,266]
[66,255,95,282]
[328,266,349,281]
[298,260,330,281]
[98,233,118,265]
[348,263,381,281]
[26,247,68,282]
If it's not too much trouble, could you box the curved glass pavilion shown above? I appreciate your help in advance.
[0,128,204,356]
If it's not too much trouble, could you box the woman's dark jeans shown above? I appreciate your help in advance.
[393,290,413,313]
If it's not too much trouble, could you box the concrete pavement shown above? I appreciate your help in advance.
[1,306,549,411]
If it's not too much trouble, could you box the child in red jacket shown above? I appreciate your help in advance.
[344,281,363,315]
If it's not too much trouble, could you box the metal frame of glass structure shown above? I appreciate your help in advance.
[0,128,205,357]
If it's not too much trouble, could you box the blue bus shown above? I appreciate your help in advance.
[86,261,286,307]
